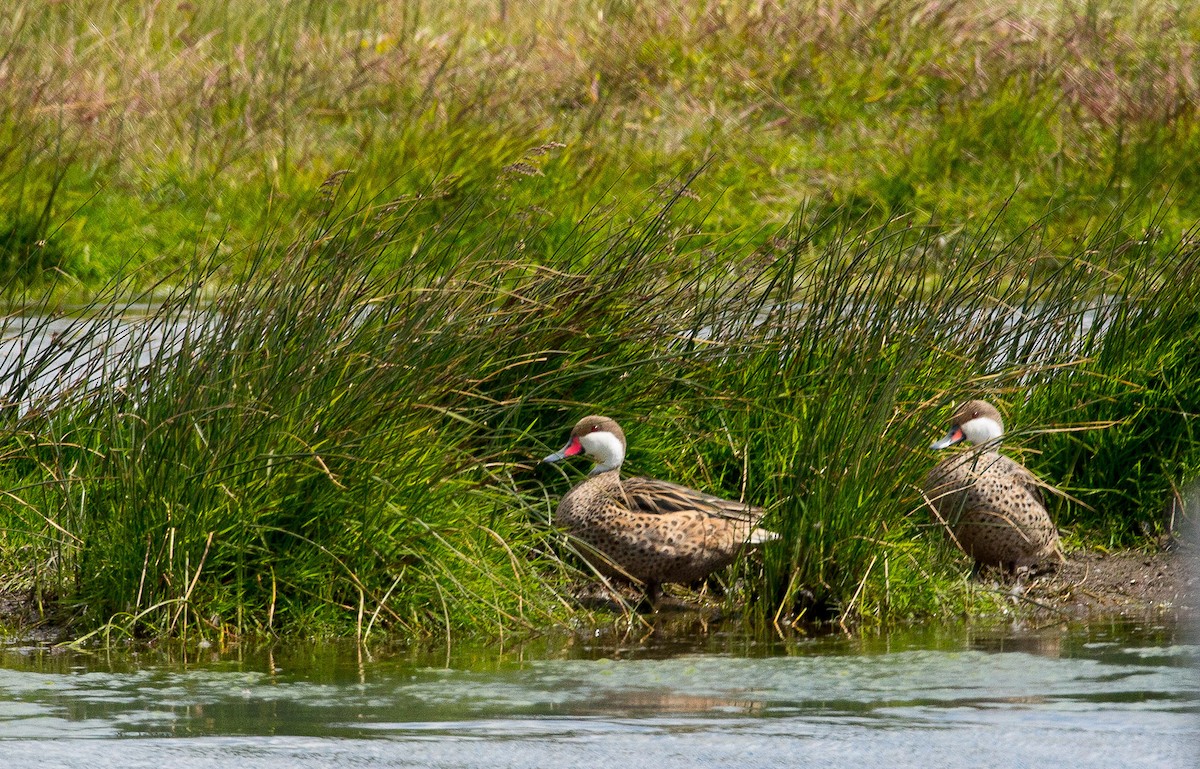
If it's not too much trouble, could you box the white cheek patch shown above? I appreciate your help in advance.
[961,417,1003,445]
[580,431,625,473]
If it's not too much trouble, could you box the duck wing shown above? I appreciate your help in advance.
[621,476,764,524]
[986,453,1047,509]
[1013,462,1047,509]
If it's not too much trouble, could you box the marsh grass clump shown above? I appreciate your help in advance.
[1025,249,1200,545]
[0,196,594,640]
[3,0,1200,641]
[0,184,1196,640]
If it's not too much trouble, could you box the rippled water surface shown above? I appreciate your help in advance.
[0,618,1196,768]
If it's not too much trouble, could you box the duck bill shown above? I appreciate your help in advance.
[543,436,584,463]
[930,425,965,450]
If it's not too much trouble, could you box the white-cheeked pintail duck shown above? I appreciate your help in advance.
[543,415,777,605]
[924,400,1062,575]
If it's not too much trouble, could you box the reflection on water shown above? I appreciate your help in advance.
[0,619,1195,768]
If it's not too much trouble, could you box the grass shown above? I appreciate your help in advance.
[0,179,1194,641]
[0,0,1196,641]
[0,1,1199,290]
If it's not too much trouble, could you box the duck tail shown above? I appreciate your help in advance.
[748,527,780,544]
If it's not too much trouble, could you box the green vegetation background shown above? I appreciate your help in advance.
[5,0,1200,285]
[0,0,1196,642]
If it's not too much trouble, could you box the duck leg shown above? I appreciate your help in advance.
[642,580,662,612]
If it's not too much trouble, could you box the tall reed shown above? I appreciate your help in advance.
[2,177,1194,640]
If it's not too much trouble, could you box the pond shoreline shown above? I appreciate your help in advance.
[1,546,1192,646]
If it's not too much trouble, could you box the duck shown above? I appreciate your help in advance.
[923,399,1062,575]
[542,415,777,606]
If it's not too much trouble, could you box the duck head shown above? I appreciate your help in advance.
[543,415,627,474]
[931,399,1004,449]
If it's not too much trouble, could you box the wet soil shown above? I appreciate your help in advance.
[1019,545,1195,620]
[0,591,69,644]
[554,544,1198,632]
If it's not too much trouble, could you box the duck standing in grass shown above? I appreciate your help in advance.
[924,400,1062,576]
[543,415,777,606]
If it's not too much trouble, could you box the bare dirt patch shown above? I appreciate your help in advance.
[1021,546,1195,620]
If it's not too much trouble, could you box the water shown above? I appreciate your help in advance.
[0,308,186,414]
[0,292,1112,417]
[0,618,1195,768]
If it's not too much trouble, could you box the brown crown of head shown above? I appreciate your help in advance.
[570,415,627,448]
[949,399,1004,429]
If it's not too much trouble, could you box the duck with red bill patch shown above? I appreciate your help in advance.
[542,432,593,463]
[543,415,777,608]
[924,400,1063,577]
[930,424,964,450]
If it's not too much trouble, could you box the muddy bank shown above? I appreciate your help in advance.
[0,592,67,645]
[1018,546,1195,620]
[1,547,1195,645]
